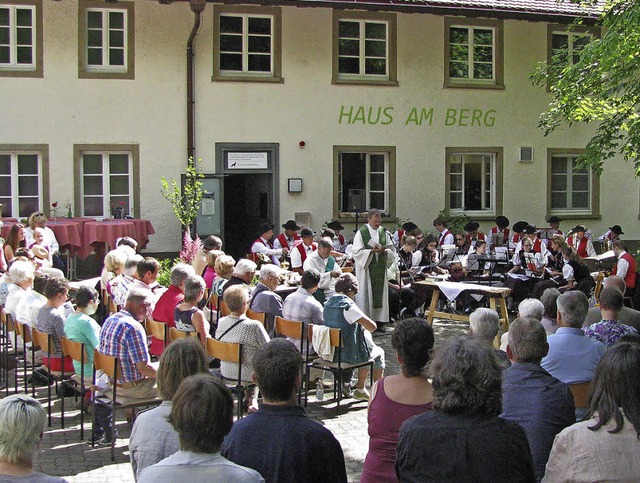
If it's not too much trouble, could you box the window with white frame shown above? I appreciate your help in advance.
[333,11,397,85]
[444,18,503,88]
[448,152,496,213]
[213,6,282,82]
[550,154,591,212]
[80,151,133,218]
[338,151,388,213]
[0,151,42,218]
[550,30,592,68]
[0,1,42,77]
[79,1,134,79]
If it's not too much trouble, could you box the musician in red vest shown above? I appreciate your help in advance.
[433,218,454,246]
[290,228,317,274]
[567,224,596,258]
[515,225,548,258]
[509,221,529,252]
[464,221,486,254]
[393,221,418,248]
[273,219,301,251]
[486,215,510,252]
[612,239,637,295]
[599,225,623,251]
[251,222,288,265]
[327,220,348,253]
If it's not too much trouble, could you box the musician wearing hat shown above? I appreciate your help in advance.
[547,216,564,236]
[486,216,510,252]
[290,228,318,275]
[327,220,348,253]
[514,225,548,257]
[352,209,395,329]
[251,222,288,265]
[599,225,624,251]
[394,221,418,248]
[274,220,301,251]
[567,224,596,258]
[509,221,529,252]
[463,221,485,255]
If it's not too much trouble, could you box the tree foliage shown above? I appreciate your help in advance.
[531,0,640,174]
[160,157,204,228]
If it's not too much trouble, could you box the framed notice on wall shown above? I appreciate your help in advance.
[226,152,269,170]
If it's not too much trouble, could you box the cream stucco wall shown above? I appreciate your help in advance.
[1,1,638,253]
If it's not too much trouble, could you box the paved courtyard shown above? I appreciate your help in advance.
[23,318,471,483]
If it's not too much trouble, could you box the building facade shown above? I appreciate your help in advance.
[1,0,634,259]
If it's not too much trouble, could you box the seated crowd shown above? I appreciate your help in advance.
[1,213,640,482]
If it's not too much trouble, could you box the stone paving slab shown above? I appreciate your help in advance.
[18,318,472,483]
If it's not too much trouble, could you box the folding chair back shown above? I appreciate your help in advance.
[570,381,591,410]
[61,337,89,439]
[206,337,245,418]
[170,327,194,342]
[93,350,122,381]
[246,309,266,327]
[145,319,169,350]
[31,327,58,426]
[275,316,304,346]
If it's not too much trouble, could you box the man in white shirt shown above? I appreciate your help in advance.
[433,218,454,246]
[251,222,288,265]
[304,237,342,303]
[290,228,317,274]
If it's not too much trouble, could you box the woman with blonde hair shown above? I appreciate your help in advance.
[212,254,235,296]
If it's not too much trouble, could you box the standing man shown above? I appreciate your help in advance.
[289,228,317,275]
[352,209,394,331]
[273,220,300,251]
[611,239,637,296]
[251,222,288,265]
[433,218,454,246]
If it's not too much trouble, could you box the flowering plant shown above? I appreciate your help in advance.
[51,202,59,219]
[179,229,203,264]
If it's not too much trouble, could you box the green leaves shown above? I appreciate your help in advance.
[160,157,204,229]
[533,0,640,174]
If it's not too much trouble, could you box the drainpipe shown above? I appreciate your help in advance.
[187,0,206,161]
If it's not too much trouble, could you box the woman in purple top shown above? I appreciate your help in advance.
[361,318,434,483]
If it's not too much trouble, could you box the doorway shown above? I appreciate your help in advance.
[216,143,279,261]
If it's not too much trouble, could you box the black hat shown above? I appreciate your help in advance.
[327,220,344,231]
[547,216,562,223]
[610,225,624,235]
[463,221,480,233]
[512,221,529,233]
[401,222,418,232]
[321,228,336,239]
[495,216,509,228]
[524,224,538,235]
[572,224,587,233]
[282,220,300,231]
[300,228,316,238]
[258,222,274,235]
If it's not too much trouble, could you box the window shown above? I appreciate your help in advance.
[0,0,43,78]
[78,0,134,79]
[445,148,504,217]
[444,18,503,89]
[548,150,599,217]
[213,5,282,83]
[333,146,396,217]
[0,145,48,217]
[548,24,597,72]
[333,11,397,86]
[74,145,140,219]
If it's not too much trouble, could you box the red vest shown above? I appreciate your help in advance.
[466,232,486,244]
[568,236,589,258]
[613,252,637,289]
[276,233,299,249]
[338,234,346,245]
[294,241,317,264]
[438,229,452,246]
[512,233,522,244]
[396,229,405,243]
[490,227,510,246]
[532,238,542,254]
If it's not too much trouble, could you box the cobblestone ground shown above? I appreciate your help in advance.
[16,318,472,483]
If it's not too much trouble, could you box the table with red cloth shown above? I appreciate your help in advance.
[128,219,155,250]
[46,220,83,256]
[81,220,137,259]
[0,217,20,239]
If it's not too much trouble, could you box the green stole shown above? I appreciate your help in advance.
[359,224,387,309]
[312,256,336,305]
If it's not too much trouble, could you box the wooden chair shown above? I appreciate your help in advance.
[145,319,170,354]
[274,316,305,403]
[169,327,195,342]
[218,299,231,317]
[0,309,8,397]
[13,317,34,395]
[61,337,90,440]
[304,324,374,415]
[246,309,266,328]
[570,381,591,411]
[594,272,605,301]
[92,350,162,461]
[31,328,59,427]
[206,337,246,418]
[3,313,19,395]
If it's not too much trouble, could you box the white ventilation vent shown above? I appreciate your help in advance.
[519,146,534,163]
